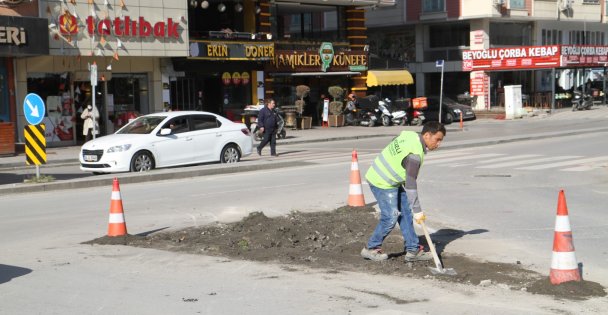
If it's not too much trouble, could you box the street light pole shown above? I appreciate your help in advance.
[436,59,445,124]
[90,62,98,139]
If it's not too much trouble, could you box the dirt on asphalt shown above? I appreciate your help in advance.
[85,205,606,301]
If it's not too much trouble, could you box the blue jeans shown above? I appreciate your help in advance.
[367,183,419,252]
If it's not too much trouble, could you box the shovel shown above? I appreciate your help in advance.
[419,220,457,276]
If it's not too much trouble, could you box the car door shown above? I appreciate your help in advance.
[190,114,222,162]
[424,99,440,121]
[152,116,195,166]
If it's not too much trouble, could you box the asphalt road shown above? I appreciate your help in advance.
[1,110,608,313]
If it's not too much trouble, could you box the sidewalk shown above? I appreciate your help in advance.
[3,108,608,195]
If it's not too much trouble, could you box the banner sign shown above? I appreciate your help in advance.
[269,50,367,72]
[189,41,274,61]
[0,16,49,56]
[462,45,560,71]
[560,45,608,67]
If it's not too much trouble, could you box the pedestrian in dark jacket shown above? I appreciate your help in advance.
[256,99,278,156]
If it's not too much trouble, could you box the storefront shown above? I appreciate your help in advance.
[265,42,368,125]
[172,39,274,121]
[0,15,49,154]
[16,1,188,146]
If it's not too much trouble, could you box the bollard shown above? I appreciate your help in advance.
[459,112,463,130]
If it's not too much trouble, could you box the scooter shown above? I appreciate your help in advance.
[409,109,425,126]
[572,90,593,111]
[378,98,407,126]
[250,109,286,141]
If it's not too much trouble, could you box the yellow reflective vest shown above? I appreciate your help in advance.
[365,131,425,189]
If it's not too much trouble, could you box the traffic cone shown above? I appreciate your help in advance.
[107,177,128,237]
[549,190,581,285]
[348,150,366,207]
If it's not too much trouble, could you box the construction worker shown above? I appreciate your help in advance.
[361,121,446,262]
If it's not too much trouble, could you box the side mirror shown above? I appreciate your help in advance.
[159,128,172,136]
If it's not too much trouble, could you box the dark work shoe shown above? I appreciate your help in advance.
[271,153,279,157]
[257,147,262,156]
[404,248,433,262]
[360,247,388,261]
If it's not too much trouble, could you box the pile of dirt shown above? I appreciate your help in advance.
[85,205,606,300]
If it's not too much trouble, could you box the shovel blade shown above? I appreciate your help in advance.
[429,267,457,276]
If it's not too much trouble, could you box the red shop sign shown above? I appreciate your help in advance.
[462,45,560,71]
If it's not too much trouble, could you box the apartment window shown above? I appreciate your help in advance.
[510,0,525,9]
[490,23,532,46]
[582,0,599,4]
[422,0,444,12]
[429,24,469,48]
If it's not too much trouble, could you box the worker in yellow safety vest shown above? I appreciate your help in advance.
[361,121,446,262]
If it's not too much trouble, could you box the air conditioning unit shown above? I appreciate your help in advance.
[560,0,573,11]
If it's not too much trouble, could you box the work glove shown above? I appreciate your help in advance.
[414,212,426,224]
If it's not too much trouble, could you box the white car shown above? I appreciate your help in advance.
[79,111,253,173]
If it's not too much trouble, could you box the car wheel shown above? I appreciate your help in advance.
[130,151,154,172]
[382,116,391,126]
[221,144,241,163]
[444,112,454,124]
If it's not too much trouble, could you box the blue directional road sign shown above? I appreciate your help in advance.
[436,59,444,68]
[23,93,45,125]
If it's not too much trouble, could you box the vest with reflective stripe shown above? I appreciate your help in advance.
[365,131,424,189]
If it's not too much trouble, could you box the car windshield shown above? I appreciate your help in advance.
[116,116,165,134]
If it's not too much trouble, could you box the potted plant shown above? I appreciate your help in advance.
[328,86,345,127]
[295,85,311,129]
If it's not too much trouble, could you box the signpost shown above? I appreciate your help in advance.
[90,62,98,139]
[436,59,445,124]
[23,93,46,179]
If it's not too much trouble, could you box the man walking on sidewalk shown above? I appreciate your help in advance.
[256,99,279,157]
[361,121,446,262]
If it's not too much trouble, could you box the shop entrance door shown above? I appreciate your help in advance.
[0,62,9,123]
[170,77,196,110]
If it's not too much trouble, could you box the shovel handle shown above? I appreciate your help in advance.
[420,220,443,271]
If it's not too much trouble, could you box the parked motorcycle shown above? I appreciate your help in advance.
[378,98,407,126]
[249,108,286,141]
[356,95,382,127]
[409,109,425,126]
[572,90,593,111]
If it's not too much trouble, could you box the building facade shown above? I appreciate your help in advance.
[366,0,608,110]
[0,0,49,154]
[15,0,189,147]
[178,0,394,126]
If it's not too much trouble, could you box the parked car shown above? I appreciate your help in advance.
[79,111,253,173]
[423,96,476,124]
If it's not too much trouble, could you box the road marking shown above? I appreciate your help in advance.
[475,154,543,164]
[424,153,504,165]
[476,155,580,168]
[516,156,608,170]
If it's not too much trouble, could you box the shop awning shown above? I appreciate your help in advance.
[366,70,414,87]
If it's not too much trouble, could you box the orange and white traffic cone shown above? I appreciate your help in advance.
[107,177,128,237]
[348,150,366,207]
[549,189,581,285]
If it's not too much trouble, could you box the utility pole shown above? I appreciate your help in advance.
[90,62,98,139]
[436,59,445,124]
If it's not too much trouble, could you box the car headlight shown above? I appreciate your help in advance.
[453,109,462,113]
[107,144,132,153]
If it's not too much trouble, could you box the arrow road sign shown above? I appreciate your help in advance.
[23,93,45,125]
[436,59,444,68]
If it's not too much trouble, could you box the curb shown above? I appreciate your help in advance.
[3,126,608,195]
[0,160,309,196]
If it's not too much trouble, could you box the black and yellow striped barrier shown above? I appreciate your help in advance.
[24,124,46,165]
